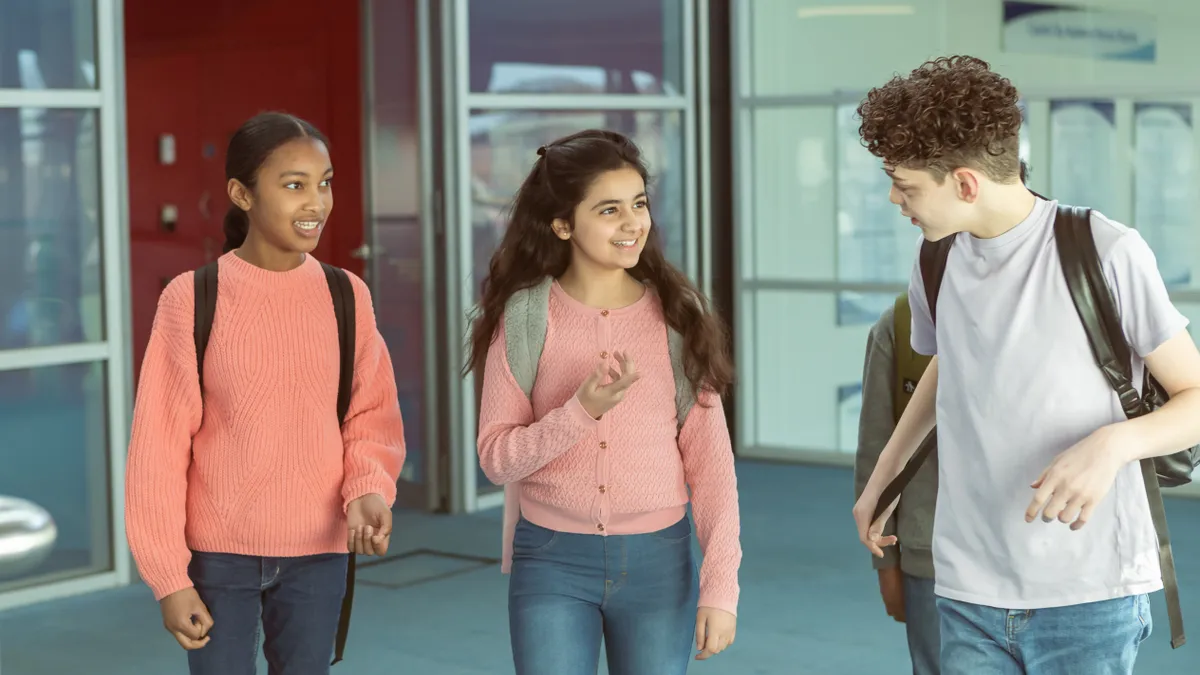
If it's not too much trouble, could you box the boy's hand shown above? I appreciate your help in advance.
[853,490,899,557]
[1026,425,1124,530]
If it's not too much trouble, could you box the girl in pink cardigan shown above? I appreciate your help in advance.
[466,129,742,674]
[125,112,405,675]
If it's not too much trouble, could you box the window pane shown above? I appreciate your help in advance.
[747,0,946,98]
[836,104,914,289]
[0,0,97,89]
[468,109,685,295]
[747,289,874,456]
[468,0,683,95]
[0,108,103,348]
[744,105,837,281]
[1132,102,1196,290]
[368,0,427,487]
[0,362,111,591]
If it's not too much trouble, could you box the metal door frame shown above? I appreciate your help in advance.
[0,0,134,611]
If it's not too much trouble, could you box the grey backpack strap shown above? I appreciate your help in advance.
[503,276,554,398]
[667,326,695,436]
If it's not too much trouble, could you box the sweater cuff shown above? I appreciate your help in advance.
[147,571,195,602]
[698,594,738,618]
[343,484,396,513]
[565,395,600,429]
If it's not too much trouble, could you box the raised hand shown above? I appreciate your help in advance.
[575,350,640,420]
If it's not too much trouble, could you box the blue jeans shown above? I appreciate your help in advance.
[508,516,699,675]
[904,574,940,675]
[186,551,348,675]
[937,594,1152,675]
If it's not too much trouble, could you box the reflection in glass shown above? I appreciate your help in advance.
[0,0,97,89]
[368,0,426,487]
[0,362,111,591]
[834,105,912,326]
[468,0,683,95]
[1133,102,1195,288]
[1049,100,1119,219]
[0,108,103,349]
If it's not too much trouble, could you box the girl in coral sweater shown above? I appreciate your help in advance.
[125,112,406,675]
[466,129,742,674]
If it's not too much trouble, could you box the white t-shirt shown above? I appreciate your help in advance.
[909,196,1189,609]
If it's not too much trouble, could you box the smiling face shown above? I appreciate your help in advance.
[552,166,652,273]
[228,136,334,255]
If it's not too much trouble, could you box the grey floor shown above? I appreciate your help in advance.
[3,461,1199,674]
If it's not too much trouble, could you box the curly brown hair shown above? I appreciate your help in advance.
[857,55,1023,183]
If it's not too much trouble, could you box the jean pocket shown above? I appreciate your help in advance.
[1136,594,1153,642]
[512,519,559,553]
[649,516,692,543]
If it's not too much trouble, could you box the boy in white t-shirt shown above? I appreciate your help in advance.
[851,55,1200,674]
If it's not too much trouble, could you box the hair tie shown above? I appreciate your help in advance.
[536,145,547,157]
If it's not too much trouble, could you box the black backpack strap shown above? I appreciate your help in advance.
[1054,206,1144,414]
[872,238,952,521]
[320,262,358,666]
[1053,205,1185,649]
[321,262,356,425]
[193,261,219,392]
[919,237,953,326]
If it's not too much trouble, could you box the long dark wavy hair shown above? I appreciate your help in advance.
[465,129,733,399]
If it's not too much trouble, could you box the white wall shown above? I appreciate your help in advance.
[736,0,1200,463]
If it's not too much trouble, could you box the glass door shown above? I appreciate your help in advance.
[440,0,702,513]
[0,0,131,610]
[363,0,441,511]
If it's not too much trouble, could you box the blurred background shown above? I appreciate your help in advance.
[1,0,1199,672]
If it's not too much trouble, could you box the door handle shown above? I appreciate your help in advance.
[199,191,211,221]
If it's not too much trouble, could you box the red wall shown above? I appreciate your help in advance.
[124,0,364,379]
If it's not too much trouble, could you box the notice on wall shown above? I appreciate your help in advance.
[1049,100,1118,216]
[1133,103,1195,288]
[1003,1,1157,63]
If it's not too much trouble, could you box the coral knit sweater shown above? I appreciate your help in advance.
[125,252,406,601]
[478,281,742,616]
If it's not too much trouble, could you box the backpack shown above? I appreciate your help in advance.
[501,276,696,431]
[881,202,1195,649]
[192,259,359,665]
[891,293,932,425]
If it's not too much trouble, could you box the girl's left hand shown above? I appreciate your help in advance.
[347,493,393,556]
[695,607,736,660]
